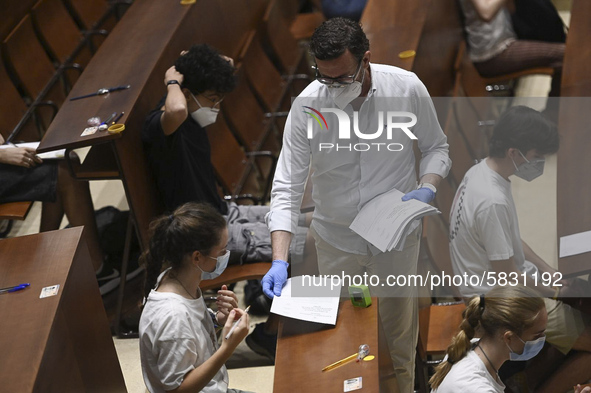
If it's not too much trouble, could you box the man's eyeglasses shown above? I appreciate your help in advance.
[313,59,363,86]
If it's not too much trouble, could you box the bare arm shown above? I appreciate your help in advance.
[271,230,292,261]
[419,173,443,189]
[469,0,507,21]
[168,309,249,393]
[522,240,556,276]
[161,66,188,136]
[490,257,554,297]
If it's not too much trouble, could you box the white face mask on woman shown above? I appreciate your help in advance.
[190,92,220,127]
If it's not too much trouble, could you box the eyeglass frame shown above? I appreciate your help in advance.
[313,58,364,86]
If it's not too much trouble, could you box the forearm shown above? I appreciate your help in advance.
[522,240,555,275]
[271,230,292,261]
[419,173,443,189]
[490,257,554,297]
[170,346,232,393]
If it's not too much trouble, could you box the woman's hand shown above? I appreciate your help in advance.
[0,147,42,167]
[220,308,249,352]
[215,284,238,325]
[575,384,591,393]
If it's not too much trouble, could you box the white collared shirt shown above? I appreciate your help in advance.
[266,63,451,254]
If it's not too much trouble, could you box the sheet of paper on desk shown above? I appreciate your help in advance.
[559,230,591,258]
[350,188,439,253]
[0,142,65,160]
[270,276,341,325]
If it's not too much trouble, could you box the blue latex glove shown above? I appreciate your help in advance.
[401,187,435,203]
[262,259,289,298]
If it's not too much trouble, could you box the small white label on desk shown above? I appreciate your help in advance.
[40,284,60,298]
[344,377,362,392]
[559,230,591,258]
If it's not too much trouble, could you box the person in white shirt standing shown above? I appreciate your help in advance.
[262,17,451,392]
[449,105,591,392]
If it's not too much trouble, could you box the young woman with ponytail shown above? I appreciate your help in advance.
[139,202,252,393]
[430,285,547,393]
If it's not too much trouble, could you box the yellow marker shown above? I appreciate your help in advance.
[398,50,416,59]
[180,0,196,4]
[322,353,358,372]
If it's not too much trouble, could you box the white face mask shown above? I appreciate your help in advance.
[511,150,545,182]
[190,93,219,127]
[327,67,365,110]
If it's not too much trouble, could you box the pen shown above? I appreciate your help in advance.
[322,353,358,372]
[0,283,30,294]
[70,85,131,101]
[225,305,250,340]
[99,112,118,131]
[112,112,125,124]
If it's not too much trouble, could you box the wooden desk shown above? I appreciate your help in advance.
[0,227,126,392]
[37,0,265,249]
[274,299,392,392]
[556,0,591,277]
[360,0,463,97]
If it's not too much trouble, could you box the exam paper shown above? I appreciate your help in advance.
[559,230,591,258]
[270,276,341,325]
[350,188,439,253]
[0,142,65,160]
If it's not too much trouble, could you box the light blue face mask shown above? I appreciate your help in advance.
[195,250,230,280]
[506,335,546,361]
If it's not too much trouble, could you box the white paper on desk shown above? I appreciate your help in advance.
[559,230,591,258]
[350,188,439,253]
[270,276,340,325]
[0,142,65,160]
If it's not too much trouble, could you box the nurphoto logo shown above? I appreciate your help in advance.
[304,107,418,152]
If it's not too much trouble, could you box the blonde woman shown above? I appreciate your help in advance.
[430,285,546,393]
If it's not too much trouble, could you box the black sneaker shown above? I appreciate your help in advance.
[96,262,120,295]
[245,323,277,361]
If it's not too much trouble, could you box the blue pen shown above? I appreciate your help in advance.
[0,283,30,294]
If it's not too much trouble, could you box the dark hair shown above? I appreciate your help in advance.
[309,17,370,61]
[489,106,559,158]
[429,285,545,389]
[141,202,227,299]
[174,44,236,95]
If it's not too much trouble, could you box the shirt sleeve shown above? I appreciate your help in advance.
[410,75,452,179]
[152,311,201,391]
[475,203,515,261]
[266,105,311,234]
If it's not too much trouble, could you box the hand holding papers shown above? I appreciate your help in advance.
[270,276,341,325]
[349,188,439,253]
[0,142,65,160]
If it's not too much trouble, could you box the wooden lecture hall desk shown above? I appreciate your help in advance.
[557,0,591,278]
[360,0,463,98]
[0,227,126,392]
[274,299,393,392]
[36,0,260,250]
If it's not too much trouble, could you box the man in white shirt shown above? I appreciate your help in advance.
[449,105,591,392]
[263,18,451,392]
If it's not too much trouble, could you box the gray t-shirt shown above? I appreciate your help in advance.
[459,0,516,62]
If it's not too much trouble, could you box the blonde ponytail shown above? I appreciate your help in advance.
[429,285,544,390]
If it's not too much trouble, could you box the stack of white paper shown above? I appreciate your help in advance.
[270,276,341,325]
[350,188,439,253]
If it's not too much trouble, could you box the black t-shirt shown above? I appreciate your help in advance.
[141,97,227,215]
